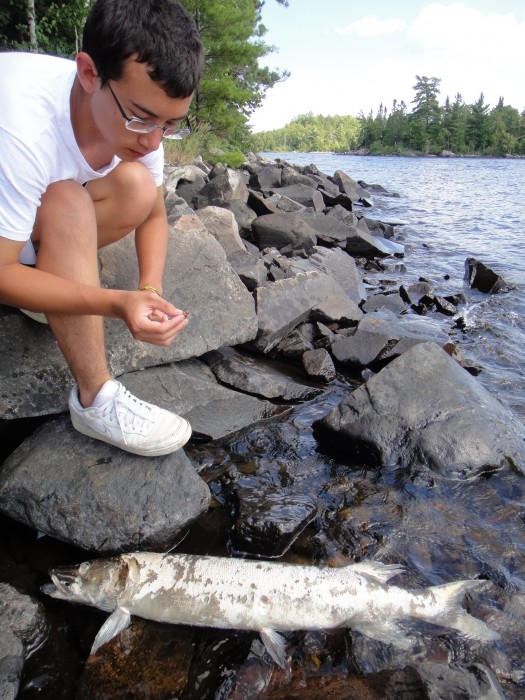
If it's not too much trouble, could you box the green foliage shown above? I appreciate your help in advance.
[252,112,361,153]
[180,0,288,142]
[206,150,247,168]
[251,77,525,158]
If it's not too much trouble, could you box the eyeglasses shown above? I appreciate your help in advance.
[107,82,191,140]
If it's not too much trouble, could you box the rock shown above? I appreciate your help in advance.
[283,246,367,305]
[195,205,246,257]
[203,348,323,402]
[232,477,317,558]
[193,167,249,208]
[249,164,282,190]
[361,292,407,315]
[302,348,336,383]
[227,249,268,290]
[218,199,258,237]
[118,360,291,441]
[346,228,405,258]
[270,184,325,212]
[251,213,317,251]
[273,323,317,358]
[0,417,211,552]
[0,216,258,419]
[254,271,363,354]
[297,213,354,246]
[314,342,525,478]
[0,583,49,700]
[464,258,513,294]
[332,170,373,206]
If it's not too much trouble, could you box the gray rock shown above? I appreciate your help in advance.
[346,228,405,258]
[273,323,317,358]
[195,206,245,257]
[297,214,353,245]
[270,184,325,212]
[0,417,211,552]
[332,170,373,206]
[254,271,363,354]
[248,165,282,191]
[361,292,407,315]
[118,360,290,440]
[331,328,392,368]
[0,583,48,700]
[251,213,317,251]
[193,168,249,209]
[302,348,336,383]
[284,246,367,305]
[314,342,525,477]
[203,348,322,402]
[218,199,258,236]
[227,249,268,290]
[0,215,258,419]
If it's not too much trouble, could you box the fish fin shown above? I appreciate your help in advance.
[348,561,405,584]
[351,620,415,649]
[426,579,499,643]
[259,628,288,668]
[90,606,131,655]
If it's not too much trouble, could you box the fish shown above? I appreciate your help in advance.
[41,552,499,667]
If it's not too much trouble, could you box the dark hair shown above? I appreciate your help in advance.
[82,0,204,98]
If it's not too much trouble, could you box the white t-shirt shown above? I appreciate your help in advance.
[0,52,164,258]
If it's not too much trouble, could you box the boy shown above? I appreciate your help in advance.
[0,0,204,456]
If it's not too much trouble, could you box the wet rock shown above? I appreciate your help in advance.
[0,583,48,700]
[464,258,513,294]
[399,281,435,304]
[203,348,323,402]
[302,348,337,383]
[0,417,211,552]
[254,271,363,354]
[273,323,317,358]
[314,342,525,477]
[331,329,392,369]
[346,229,405,258]
[232,478,317,557]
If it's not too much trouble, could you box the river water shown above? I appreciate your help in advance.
[3,153,525,698]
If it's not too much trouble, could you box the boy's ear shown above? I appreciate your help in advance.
[75,52,99,94]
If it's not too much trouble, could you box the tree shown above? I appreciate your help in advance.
[181,0,289,144]
[408,75,443,152]
[467,93,490,152]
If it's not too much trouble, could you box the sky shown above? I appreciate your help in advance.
[249,0,525,132]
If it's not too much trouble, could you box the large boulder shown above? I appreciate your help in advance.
[314,342,525,478]
[0,215,258,419]
[251,213,317,251]
[0,416,211,553]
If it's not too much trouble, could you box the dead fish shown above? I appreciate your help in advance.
[41,552,498,667]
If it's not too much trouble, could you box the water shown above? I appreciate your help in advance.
[265,152,525,418]
[4,153,525,698]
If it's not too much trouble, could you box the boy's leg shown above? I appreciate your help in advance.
[33,162,157,407]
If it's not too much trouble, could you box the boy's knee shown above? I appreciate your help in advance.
[110,162,157,209]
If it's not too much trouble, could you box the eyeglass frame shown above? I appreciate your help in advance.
[106,81,191,140]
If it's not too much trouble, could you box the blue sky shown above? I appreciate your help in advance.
[249,0,525,132]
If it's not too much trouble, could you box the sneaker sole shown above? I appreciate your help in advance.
[71,417,192,457]
[20,309,48,324]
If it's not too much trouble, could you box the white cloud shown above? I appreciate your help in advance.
[335,16,406,37]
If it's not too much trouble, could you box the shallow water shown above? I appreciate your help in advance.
[3,153,525,698]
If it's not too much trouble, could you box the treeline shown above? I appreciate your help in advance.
[252,76,525,157]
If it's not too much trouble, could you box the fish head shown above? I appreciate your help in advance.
[42,556,130,612]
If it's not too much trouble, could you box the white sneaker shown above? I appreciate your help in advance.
[69,380,192,456]
[20,309,48,324]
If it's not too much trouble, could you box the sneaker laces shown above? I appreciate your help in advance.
[100,384,156,443]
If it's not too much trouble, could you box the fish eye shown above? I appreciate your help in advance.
[79,562,90,575]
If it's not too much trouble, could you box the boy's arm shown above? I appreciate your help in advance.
[134,186,170,297]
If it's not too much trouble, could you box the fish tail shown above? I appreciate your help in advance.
[426,579,499,643]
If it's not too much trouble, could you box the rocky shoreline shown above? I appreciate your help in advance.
[1,152,523,698]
